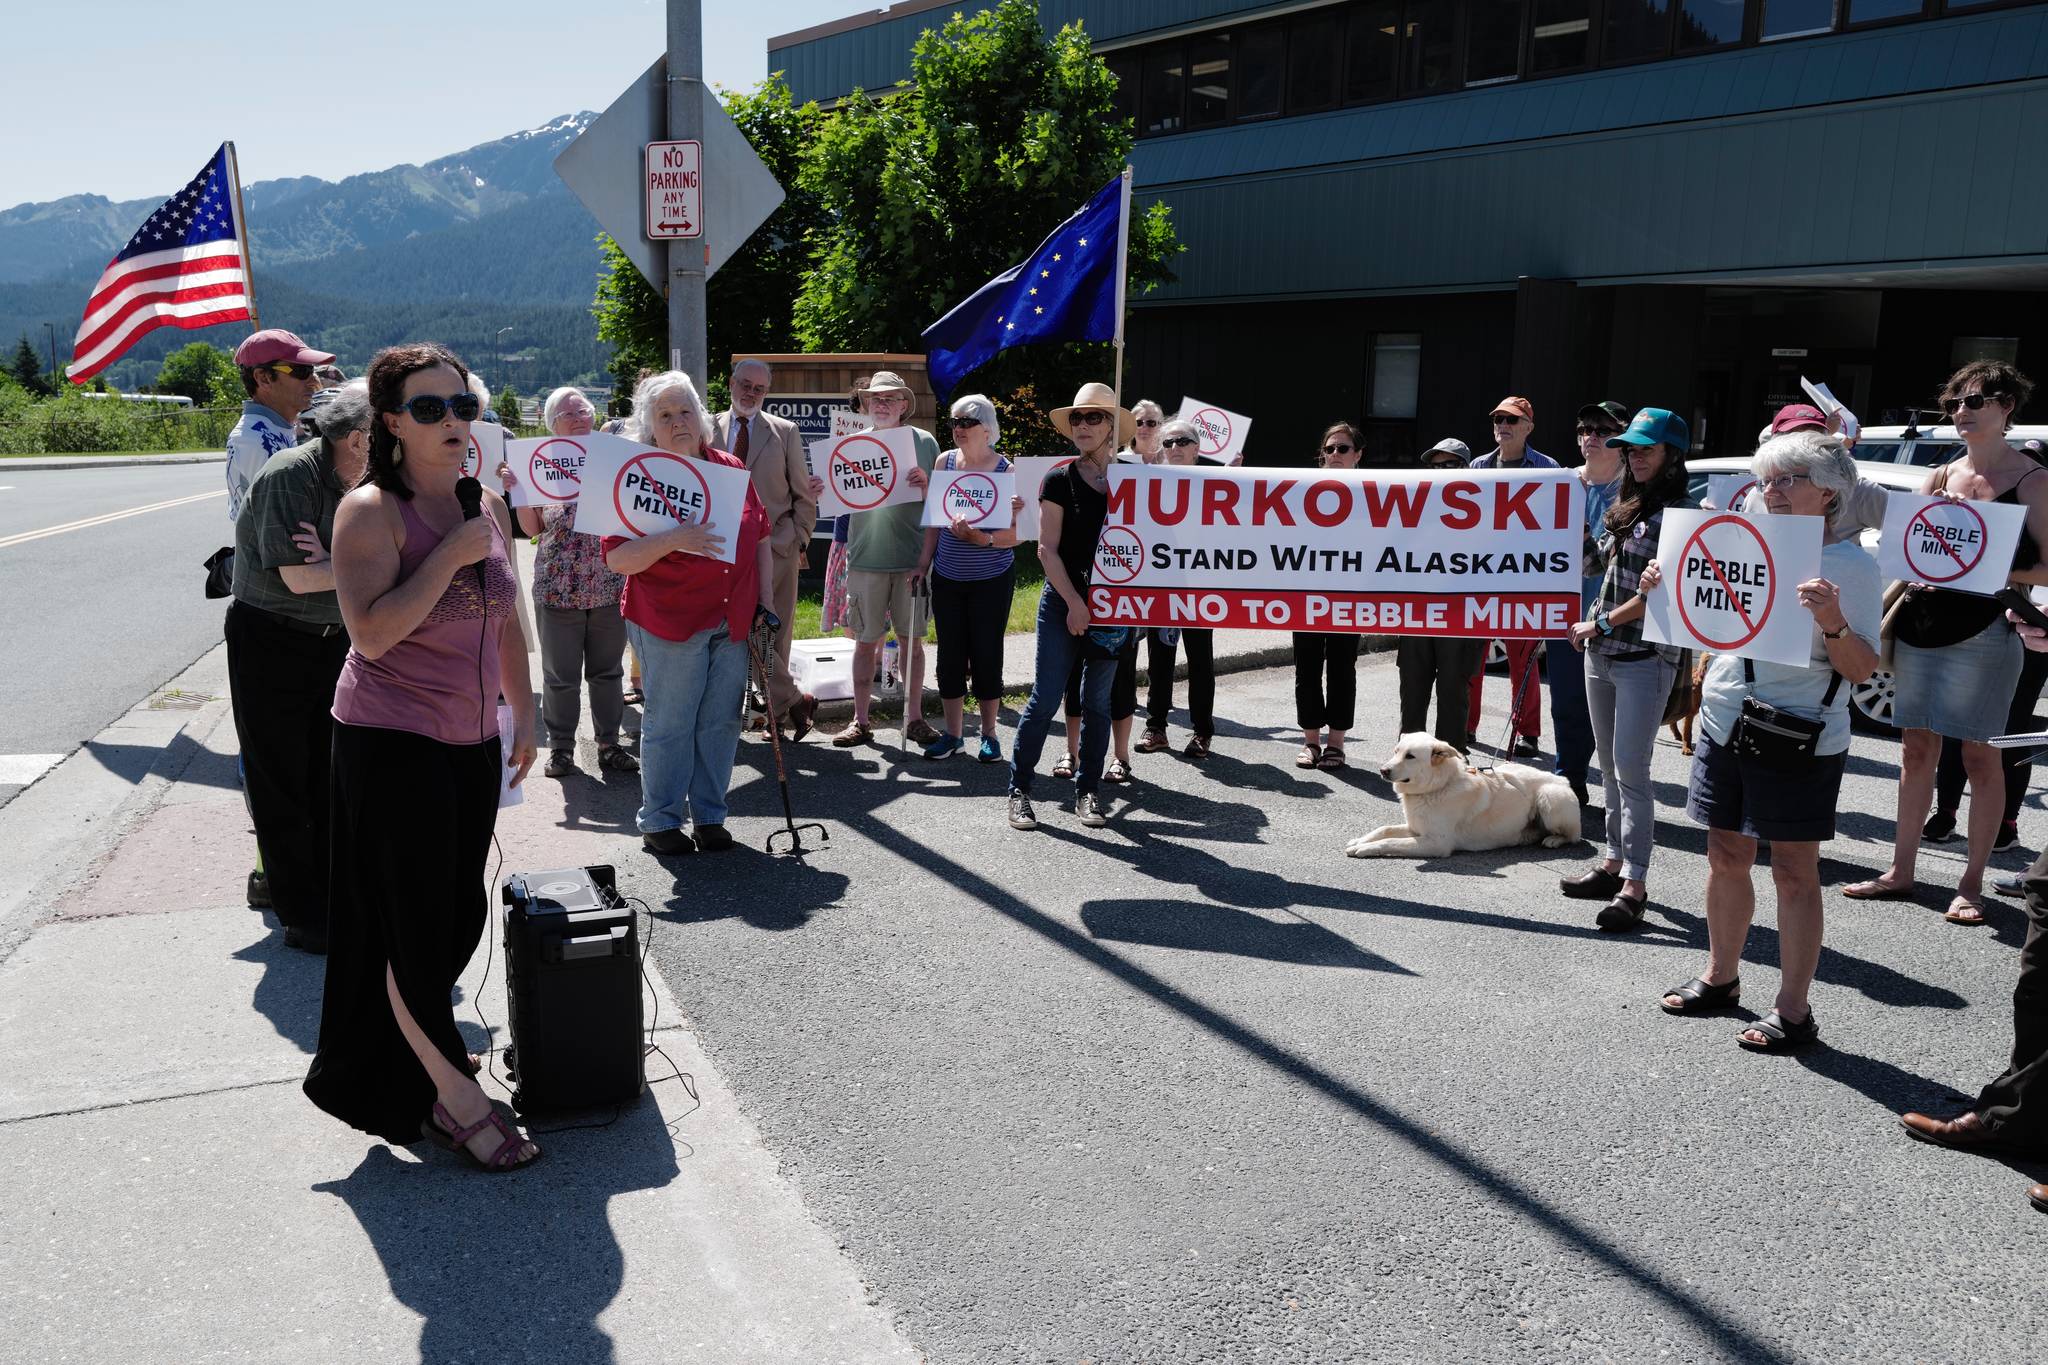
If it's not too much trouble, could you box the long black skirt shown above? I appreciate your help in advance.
[304,721,501,1144]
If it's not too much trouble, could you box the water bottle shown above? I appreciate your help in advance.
[881,638,900,691]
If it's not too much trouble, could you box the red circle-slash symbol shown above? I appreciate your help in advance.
[1674,515,1774,652]
[1094,526,1145,584]
[527,438,585,503]
[943,472,1000,526]
[1902,499,1989,585]
[1192,408,1232,457]
[828,435,899,511]
[614,451,712,539]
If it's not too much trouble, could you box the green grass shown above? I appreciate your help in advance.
[0,449,204,459]
[793,559,1046,641]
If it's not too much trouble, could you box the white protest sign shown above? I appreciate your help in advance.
[1642,509,1824,667]
[1706,474,1757,513]
[572,441,753,563]
[503,432,615,508]
[807,426,921,518]
[1008,455,1071,541]
[1088,466,1581,637]
[1176,397,1251,464]
[497,703,524,808]
[1800,376,1860,441]
[644,139,702,239]
[462,421,506,481]
[1879,493,2025,595]
[831,408,866,438]
[922,467,1016,530]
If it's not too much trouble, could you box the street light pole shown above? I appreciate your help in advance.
[666,0,706,390]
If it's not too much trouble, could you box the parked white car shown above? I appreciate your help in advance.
[1835,421,2048,469]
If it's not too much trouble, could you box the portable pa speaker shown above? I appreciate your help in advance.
[500,864,645,1113]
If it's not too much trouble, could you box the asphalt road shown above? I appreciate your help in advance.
[614,658,2048,1364]
[0,464,231,807]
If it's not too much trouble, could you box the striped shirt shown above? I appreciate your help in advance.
[931,451,1014,583]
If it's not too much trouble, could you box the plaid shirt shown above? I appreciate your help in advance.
[229,439,344,626]
[1589,499,1693,664]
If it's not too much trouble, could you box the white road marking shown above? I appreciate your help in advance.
[0,489,224,550]
[0,754,66,786]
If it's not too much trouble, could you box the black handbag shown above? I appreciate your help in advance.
[1730,658,1841,768]
[202,546,234,599]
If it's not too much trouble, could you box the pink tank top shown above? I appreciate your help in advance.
[332,498,516,745]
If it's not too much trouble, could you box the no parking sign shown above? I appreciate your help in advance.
[1642,509,1824,666]
[1878,492,2024,595]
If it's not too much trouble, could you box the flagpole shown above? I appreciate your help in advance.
[1111,164,1132,404]
[224,141,261,332]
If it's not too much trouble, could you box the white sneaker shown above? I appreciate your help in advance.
[1007,792,1038,830]
[1079,792,1109,828]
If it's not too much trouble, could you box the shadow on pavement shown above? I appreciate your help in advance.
[234,921,322,1054]
[1081,898,1417,973]
[83,727,241,791]
[313,1096,679,1364]
[653,845,851,933]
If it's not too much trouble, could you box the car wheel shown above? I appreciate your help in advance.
[1850,668,1898,736]
[1486,640,1507,670]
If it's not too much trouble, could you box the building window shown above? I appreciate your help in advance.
[1530,0,1596,72]
[1106,52,1140,130]
[1370,333,1423,420]
[1468,0,1527,84]
[1140,47,1185,136]
[1237,26,1287,119]
[1680,0,1750,47]
[1846,0,1923,20]
[1759,0,1839,40]
[1344,1,1400,103]
[1288,12,1344,113]
[1401,0,1457,93]
[1604,0,1674,62]
[1187,34,1232,128]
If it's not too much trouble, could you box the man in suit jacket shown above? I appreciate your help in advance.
[719,358,820,737]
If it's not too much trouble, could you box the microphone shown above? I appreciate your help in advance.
[453,476,488,599]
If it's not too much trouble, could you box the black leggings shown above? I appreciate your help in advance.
[931,568,1012,702]
[1145,628,1214,736]
[1067,641,1138,721]
[1293,632,1359,731]
[1936,645,2048,826]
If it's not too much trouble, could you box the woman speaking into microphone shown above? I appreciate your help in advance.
[304,343,542,1173]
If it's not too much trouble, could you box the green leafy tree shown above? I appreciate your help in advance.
[496,380,521,425]
[591,231,664,401]
[11,335,52,397]
[153,341,240,406]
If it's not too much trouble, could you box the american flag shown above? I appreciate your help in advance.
[68,144,252,385]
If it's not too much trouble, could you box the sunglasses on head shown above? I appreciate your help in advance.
[947,416,982,429]
[1161,436,1198,448]
[1069,410,1110,427]
[1491,413,1524,426]
[260,362,315,381]
[1135,418,1160,428]
[394,392,482,424]
[1322,442,1355,455]
[1942,392,2002,414]
[1575,423,1623,438]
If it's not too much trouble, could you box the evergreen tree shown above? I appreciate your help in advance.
[11,335,52,396]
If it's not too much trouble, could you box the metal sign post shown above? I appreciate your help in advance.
[666,0,707,392]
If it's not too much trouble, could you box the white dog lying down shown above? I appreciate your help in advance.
[1345,733,1581,859]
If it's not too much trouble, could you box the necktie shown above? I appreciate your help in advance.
[732,414,750,462]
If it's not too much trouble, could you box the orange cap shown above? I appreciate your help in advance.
[1490,396,1534,423]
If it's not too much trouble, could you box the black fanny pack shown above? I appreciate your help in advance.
[1731,658,1841,769]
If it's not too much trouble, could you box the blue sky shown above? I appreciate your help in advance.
[5,0,869,206]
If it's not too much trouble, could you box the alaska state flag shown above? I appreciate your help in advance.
[921,175,1125,398]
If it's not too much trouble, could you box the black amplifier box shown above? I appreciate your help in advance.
[500,865,645,1113]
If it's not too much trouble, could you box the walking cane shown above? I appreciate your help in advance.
[902,574,929,752]
[745,619,828,856]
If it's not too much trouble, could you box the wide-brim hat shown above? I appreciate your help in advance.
[1049,381,1135,446]
[852,369,916,417]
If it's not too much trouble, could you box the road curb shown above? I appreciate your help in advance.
[3,454,227,471]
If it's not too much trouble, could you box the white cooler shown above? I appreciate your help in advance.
[788,638,857,701]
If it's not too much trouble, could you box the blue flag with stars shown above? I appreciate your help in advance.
[921,176,1125,399]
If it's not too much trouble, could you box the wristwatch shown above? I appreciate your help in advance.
[1595,612,1615,637]
[1822,622,1851,640]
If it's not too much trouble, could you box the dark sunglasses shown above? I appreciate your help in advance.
[394,392,482,424]
[1490,414,1524,426]
[259,362,316,381]
[1321,442,1355,455]
[1069,410,1110,427]
[1161,436,1198,449]
[1425,458,1465,470]
[947,416,982,429]
[1575,423,1623,438]
[1135,418,1160,428]
[1942,393,2002,414]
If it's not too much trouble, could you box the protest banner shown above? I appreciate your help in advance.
[1706,473,1756,513]
[573,439,753,564]
[1008,456,1071,541]
[1878,492,2024,595]
[1641,509,1823,667]
[808,426,921,518]
[831,408,866,438]
[1086,466,1581,637]
[462,421,506,481]
[1175,398,1251,464]
[922,467,1016,530]
[503,431,619,508]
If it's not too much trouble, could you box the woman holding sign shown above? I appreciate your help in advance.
[918,395,1022,762]
[601,371,776,858]
[1563,408,1695,932]
[1007,383,1134,831]
[1654,432,1882,1050]
[1845,362,2048,926]
[1292,423,1367,769]
[1137,419,1219,757]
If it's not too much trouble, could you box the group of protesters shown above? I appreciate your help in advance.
[213,331,2047,1206]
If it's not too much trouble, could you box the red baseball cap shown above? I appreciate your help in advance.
[233,329,334,368]
[1770,403,1828,434]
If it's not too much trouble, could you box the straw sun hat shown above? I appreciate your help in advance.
[1048,381,1135,446]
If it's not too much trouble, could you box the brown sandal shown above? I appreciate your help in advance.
[1295,745,1321,769]
[1316,746,1347,770]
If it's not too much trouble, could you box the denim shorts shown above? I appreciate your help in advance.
[1685,731,1847,843]
[1891,615,2023,742]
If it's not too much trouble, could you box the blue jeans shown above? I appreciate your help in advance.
[1010,587,1117,798]
[1547,638,1597,786]
[627,621,746,833]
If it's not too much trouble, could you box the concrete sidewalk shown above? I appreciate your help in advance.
[1,451,227,471]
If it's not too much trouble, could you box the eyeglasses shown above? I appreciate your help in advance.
[259,362,315,381]
[1161,436,1198,449]
[1491,414,1524,427]
[394,392,482,424]
[1322,442,1355,455]
[1069,410,1110,427]
[1942,393,2001,415]
[1575,423,1622,438]
[947,416,982,430]
[1135,418,1160,428]
[1754,473,1814,492]
[866,392,908,405]
[1425,458,1465,470]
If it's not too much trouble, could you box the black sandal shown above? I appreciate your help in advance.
[1738,1008,1819,1052]
[1659,976,1740,1015]
[1595,892,1646,933]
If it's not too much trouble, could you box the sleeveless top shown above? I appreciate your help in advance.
[332,498,516,745]
[931,451,1014,583]
[1895,463,2043,650]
